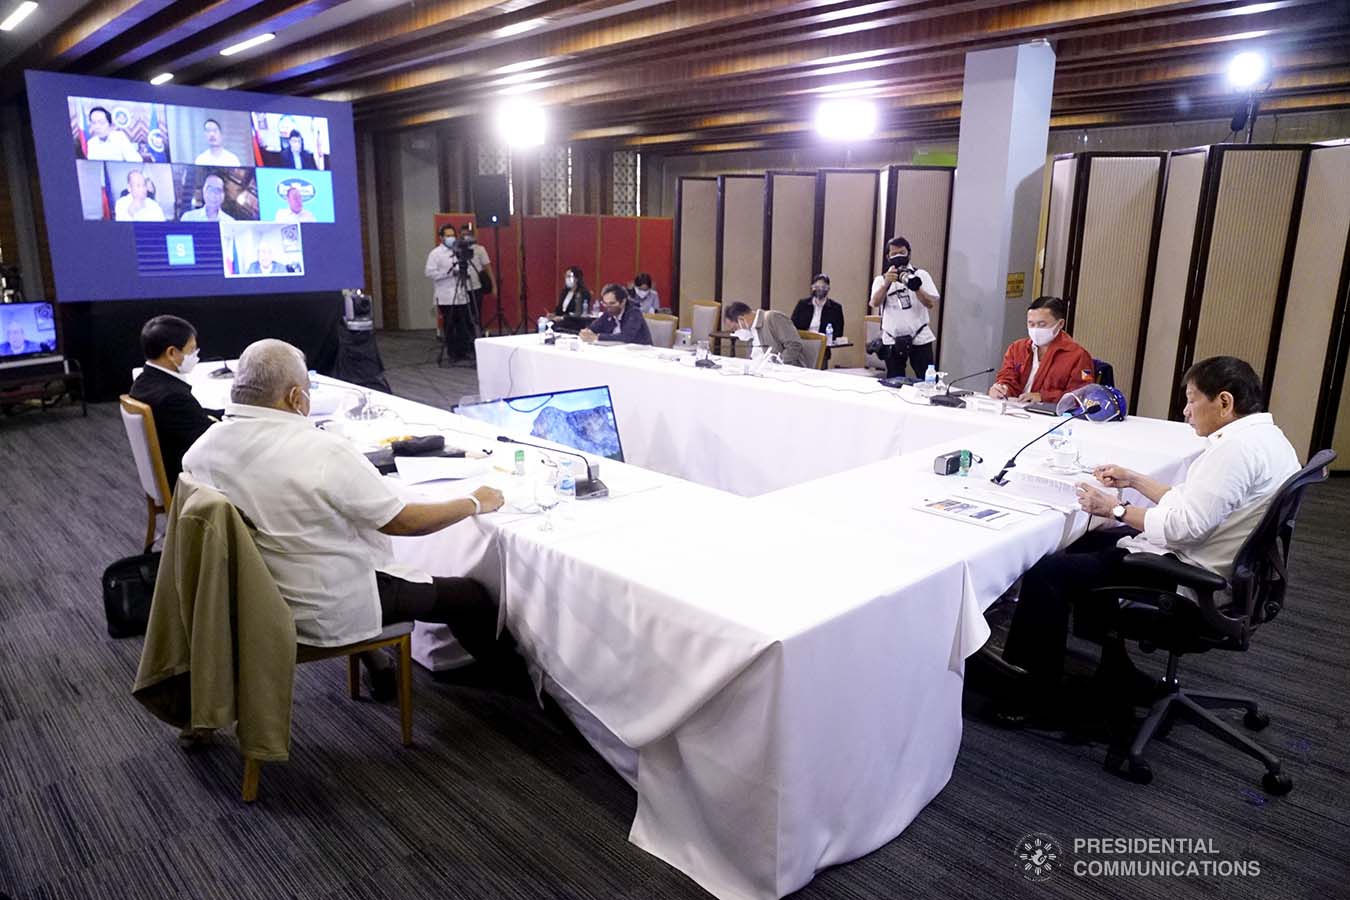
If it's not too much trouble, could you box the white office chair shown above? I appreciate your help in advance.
[689,301,721,346]
[644,313,678,348]
[119,395,173,553]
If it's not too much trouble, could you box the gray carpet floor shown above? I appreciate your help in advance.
[1,329,1346,899]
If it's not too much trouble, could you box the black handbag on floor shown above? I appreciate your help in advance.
[102,552,160,638]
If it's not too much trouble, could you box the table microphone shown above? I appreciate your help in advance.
[989,403,1101,486]
[928,367,996,408]
[496,435,609,499]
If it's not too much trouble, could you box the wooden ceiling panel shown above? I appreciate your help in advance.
[3,0,1346,154]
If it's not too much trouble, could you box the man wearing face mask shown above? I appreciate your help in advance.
[129,315,222,493]
[580,284,653,345]
[791,273,845,365]
[182,339,516,700]
[868,236,939,379]
[425,224,477,361]
[723,301,808,367]
[989,296,1096,404]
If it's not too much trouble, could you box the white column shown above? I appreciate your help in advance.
[940,42,1056,384]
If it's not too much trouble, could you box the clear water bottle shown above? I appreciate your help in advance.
[924,363,937,385]
[1049,413,1077,465]
[824,323,834,346]
[308,369,318,392]
[557,459,577,511]
[537,316,548,336]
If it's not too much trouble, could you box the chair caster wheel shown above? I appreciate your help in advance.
[1262,772,1293,796]
[1244,710,1270,731]
[1126,759,1153,785]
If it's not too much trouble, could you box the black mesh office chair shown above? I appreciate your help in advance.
[1092,358,1115,388]
[1094,449,1335,792]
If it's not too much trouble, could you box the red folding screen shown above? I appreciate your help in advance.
[430,213,673,330]
[522,216,559,320]
[637,217,674,309]
[597,216,639,291]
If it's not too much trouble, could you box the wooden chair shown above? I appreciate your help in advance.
[797,330,827,370]
[243,621,416,802]
[644,313,679,348]
[119,394,173,553]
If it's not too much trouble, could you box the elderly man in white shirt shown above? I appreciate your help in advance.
[181,338,513,699]
[998,355,1300,722]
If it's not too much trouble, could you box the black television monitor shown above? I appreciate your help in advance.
[0,302,60,367]
[456,386,625,463]
[24,70,362,302]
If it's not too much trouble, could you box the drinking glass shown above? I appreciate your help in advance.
[535,471,560,531]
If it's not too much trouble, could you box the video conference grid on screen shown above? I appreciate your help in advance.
[71,99,328,280]
[26,72,362,301]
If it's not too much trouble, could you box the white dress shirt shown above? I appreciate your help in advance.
[1024,345,1042,394]
[195,148,241,166]
[114,195,166,222]
[870,268,938,346]
[274,207,317,223]
[182,403,418,647]
[809,297,825,332]
[86,130,141,162]
[1118,413,1300,580]
[144,361,189,383]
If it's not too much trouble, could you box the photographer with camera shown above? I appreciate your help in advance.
[868,236,939,379]
[425,223,483,363]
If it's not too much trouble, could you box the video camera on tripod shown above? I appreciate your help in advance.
[449,234,477,276]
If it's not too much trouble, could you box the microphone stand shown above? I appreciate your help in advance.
[496,435,610,499]
[928,367,996,409]
[989,403,1101,486]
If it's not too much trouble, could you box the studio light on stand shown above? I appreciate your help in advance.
[1226,50,1270,144]
[814,97,878,142]
[492,97,548,334]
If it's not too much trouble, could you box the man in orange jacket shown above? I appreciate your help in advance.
[989,296,1096,403]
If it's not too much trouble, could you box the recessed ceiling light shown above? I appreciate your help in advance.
[220,32,275,57]
[150,73,174,86]
[0,2,39,33]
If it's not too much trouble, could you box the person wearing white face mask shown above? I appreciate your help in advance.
[129,315,222,493]
[554,266,593,317]
[989,296,1096,404]
[723,301,808,367]
[631,272,661,314]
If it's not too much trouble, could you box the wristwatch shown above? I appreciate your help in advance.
[469,495,482,515]
[1111,501,1130,522]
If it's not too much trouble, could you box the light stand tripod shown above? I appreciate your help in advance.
[486,220,511,336]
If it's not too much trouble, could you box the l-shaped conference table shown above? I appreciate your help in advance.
[172,336,1203,900]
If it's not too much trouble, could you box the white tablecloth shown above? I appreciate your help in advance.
[165,353,1203,900]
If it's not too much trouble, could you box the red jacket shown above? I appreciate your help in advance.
[994,330,1095,402]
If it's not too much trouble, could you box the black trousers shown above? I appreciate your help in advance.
[376,572,512,669]
[441,304,476,360]
[1002,528,1177,686]
[884,340,934,379]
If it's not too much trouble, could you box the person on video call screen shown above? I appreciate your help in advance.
[114,169,165,222]
[180,174,235,222]
[273,185,316,223]
[194,119,240,166]
[246,240,286,275]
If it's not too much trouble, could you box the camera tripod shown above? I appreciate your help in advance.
[436,257,479,367]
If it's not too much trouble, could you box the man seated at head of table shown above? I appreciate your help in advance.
[579,283,653,345]
[724,301,809,368]
[989,296,1095,404]
[995,356,1300,725]
[181,339,516,699]
[130,315,223,493]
